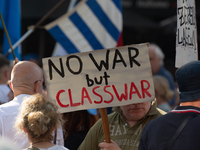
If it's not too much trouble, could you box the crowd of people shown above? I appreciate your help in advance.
[1,43,200,150]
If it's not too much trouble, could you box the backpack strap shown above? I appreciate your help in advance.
[165,114,198,150]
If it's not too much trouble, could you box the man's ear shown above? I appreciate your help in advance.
[33,80,40,93]
[9,81,13,91]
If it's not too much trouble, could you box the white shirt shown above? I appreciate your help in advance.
[23,145,69,150]
[0,94,64,149]
[0,84,11,104]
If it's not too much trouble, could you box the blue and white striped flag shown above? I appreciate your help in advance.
[45,0,122,55]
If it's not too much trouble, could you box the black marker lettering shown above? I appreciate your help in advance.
[48,58,64,80]
[128,47,140,67]
[112,49,127,69]
[89,50,110,71]
[66,55,83,75]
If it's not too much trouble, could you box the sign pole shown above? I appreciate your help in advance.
[0,13,16,59]
[100,108,111,143]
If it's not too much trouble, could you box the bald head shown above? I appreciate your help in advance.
[11,61,43,96]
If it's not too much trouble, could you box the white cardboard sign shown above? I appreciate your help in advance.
[176,0,198,68]
[42,43,154,113]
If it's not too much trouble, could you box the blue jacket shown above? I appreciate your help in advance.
[139,106,200,150]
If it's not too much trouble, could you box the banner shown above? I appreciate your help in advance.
[42,43,154,113]
[45,0,122,55]
[0,0,21,60]
[175,0,198,68]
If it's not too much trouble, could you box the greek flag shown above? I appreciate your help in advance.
[45,0,122,55]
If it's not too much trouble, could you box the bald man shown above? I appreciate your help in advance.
[0,61,64,149]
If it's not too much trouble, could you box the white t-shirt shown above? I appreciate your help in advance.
[0,84,11,104]
[24,145,69,150]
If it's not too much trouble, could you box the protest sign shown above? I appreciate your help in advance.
[42,43,154,113]
[176,0,198,68]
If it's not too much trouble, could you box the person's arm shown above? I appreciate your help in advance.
[78,127,99,150]
[99,140,121,150]
[78,119,104,150]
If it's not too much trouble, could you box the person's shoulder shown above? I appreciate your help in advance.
[108,111,118,118]
[0,100,16,109]
[0,101,12,112]
[159,66,174,79]
[156,107,167,116]
[47,145,69,150]
[158,103,172,113]
[107,111,121,123]
[0,100,20,116]
[0,84,10,89]
[59,145,69,150]
[149,111,170,126]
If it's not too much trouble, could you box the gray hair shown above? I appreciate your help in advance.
[150,43,165,65]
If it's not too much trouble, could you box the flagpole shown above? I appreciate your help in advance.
[0,13,16,59]
[5,0,66,57]
[5,29,33,57]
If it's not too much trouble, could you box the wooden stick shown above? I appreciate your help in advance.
[0,13,16,59]
[100,108,111,143]
[34,0,66,29]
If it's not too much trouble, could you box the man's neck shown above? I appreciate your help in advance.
[14,88,34,97]
[180,99,200,108]
[126,120,137,127]
[122,114,138,127]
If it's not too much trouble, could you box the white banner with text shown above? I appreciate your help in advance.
[42,43,154,113]
[176,0,198,68]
